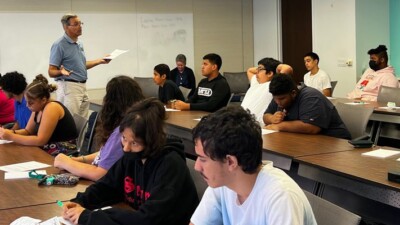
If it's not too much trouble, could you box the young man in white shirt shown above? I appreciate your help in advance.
[190,106,317,225]
[303,52,332,97]
[241,57,281,125]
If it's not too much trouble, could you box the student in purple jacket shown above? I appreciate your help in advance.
[54,76,145,181]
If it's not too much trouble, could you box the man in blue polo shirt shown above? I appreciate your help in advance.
[48,14,110,118]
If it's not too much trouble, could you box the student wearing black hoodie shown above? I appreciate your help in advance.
[62,98,199,225]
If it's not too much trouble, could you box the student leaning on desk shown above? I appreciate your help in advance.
[61,98,199,225]
[0,74,78,155]
[54,76,145,181]
[263,75,351,139]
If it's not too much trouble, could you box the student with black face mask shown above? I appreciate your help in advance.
[348,45,398,101]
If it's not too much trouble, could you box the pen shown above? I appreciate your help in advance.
[56,200,63,207]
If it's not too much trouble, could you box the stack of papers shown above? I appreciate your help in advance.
[0,161,50,179]
[10,216,73,225]
[361,149,400,158]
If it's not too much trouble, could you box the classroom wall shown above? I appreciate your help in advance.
[253,0,281,64]
[356,0,390,78]
[312,0,357,97]
[0,0,253,90]
[390,0,400,75]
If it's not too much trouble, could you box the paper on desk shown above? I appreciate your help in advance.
[378,106,400,110]
[397,158,400,161]
[165,107,180,112]
[262,129,277,135]
[194,118,201,121]
[0,139,12,144]
[327,97,336,100]
[5,170,47,179]
[361,149,400,158]
[0,161,50,172]
[40,216,73,225]
[345,102,370,105]
[103,49,129,60]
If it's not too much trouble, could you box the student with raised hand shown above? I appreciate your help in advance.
[0,71,31,130]
[169,54,196,97]
[303,52,332,97]
[62,98,199,225]
[190,106,317,225]
[173,53,231,112]
[54,76,145,181]
[0,74,78,151]
[153,63,185,104]
[242,57,281,124]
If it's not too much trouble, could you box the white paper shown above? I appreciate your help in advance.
[378,106,400,110]
[5,170,47,179]
[345,102,370,105]
[0,161,50,172]
[361,149,400,158]
[0,139,12,144]
[262,129,277,135]
[10,216,41,225]
[164,106,180,112]
[40,217,73,225]
[397,158,400,161]
[193,118,201,121]
[103,49,129,60]
[327,97,336,100]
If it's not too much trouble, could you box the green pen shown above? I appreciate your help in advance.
[56,200,63,207]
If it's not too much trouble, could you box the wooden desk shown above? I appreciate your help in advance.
[0,203,61,225]
[261,132,354,170]
[165,110,208,158]
[295,148,400,208]
[0,143,92,210]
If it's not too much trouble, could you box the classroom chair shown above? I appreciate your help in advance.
[134,77,158,98]
[304,190,361,225]
[330,81,338,95]
[186,158,208,200]
[335,102,373,140]
[179,86,191,101]
[223,72,249,105]
[72,113,89,153]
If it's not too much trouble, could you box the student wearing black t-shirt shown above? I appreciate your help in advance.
[173,53,231,112]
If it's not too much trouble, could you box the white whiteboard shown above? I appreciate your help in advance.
[0,13,193,89]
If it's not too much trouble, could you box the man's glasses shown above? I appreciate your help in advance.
[68,22,84,27]
[257,67,266,72]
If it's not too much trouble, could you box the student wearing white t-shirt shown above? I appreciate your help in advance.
[303,52,332,97]
[190,106,317,225]
[241,57,281,125]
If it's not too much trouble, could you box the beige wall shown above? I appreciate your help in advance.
[0,0,253,86]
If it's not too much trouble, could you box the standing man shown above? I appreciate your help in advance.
[174,53,231,112]
[303,52,332,97]
[347,45,398,101]
[190,106,317,225]
[48,14,110,118]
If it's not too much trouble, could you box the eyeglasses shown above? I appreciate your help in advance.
[68,22,84,27]
[257,67,266,72]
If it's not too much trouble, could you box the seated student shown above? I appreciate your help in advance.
[173,53,231,112]
[242,57,281,124]
[0,74,78,153]
[190,106,317,225]
[54,76,145,181]
[169,54,196,97]
[0,71,31,130]
[303,52,332,97]
[0,75,15,126]
[153,63,185,104]
[263,75,351,139]
[61,98,199,225]
[348,45,398,101]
